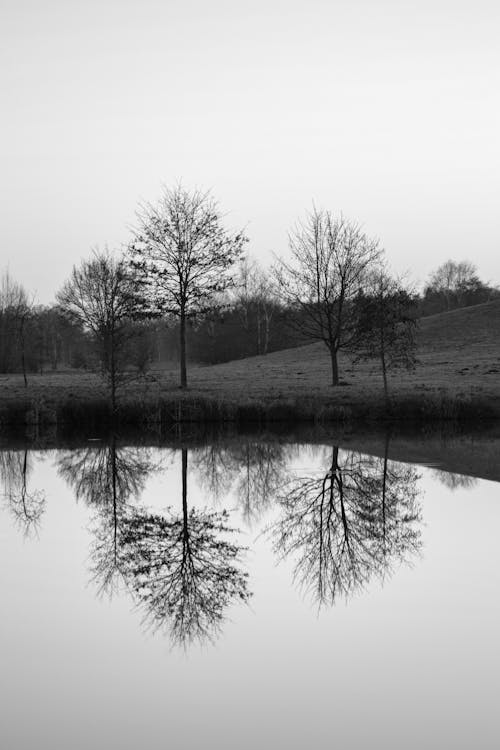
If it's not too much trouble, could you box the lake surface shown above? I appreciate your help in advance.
[1,432,499,749]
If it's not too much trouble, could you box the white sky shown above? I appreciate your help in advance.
[1,0,499,303]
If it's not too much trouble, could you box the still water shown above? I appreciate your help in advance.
[1,433,499,749]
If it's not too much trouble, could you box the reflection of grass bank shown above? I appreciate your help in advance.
[3,422,500,485]
[1,300,499,428]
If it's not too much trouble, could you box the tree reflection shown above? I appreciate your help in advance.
[76,444,251,647]
[431,469,478,491]
[57,436,158,594]
[269,441,422,606]
[0,449,45,535]
[57,437,154,507]
[194,441,287,525]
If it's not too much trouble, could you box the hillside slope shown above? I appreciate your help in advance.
[202,298,500,374]
[188,299,500,409]
[418,298,500,352]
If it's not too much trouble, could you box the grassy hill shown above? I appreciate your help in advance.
[419,298,500,352]
[1,300,500,427]
[180,299,500,407]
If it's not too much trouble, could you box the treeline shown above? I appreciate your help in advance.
[0,272,83,377]
[0,186,497,396]
[1,258,496,377]
[418,259,498,316]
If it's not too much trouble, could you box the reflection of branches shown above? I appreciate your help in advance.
[193,444,235,500]
[194,441,287,525]
[234,443,287,525]
[432,469,478,491]
[58,437,159,597]
[269,444,422,606]
[90,448,251,647]
[114,506,250,646]
[0,449,45,536]
[57,438,156,507]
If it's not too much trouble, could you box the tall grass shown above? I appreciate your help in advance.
[0,389,497,435]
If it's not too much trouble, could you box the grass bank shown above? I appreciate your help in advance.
[0,379,497,432]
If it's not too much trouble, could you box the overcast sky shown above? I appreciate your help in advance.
[2,0,499,303]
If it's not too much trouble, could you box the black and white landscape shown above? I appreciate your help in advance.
[1,1,499,749]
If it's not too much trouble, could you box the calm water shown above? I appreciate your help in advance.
[1,434,499,749]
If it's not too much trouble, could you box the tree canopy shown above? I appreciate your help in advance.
[274,208,383,385]
[129,185,248,387]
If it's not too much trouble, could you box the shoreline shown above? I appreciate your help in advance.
[1,385,498,432]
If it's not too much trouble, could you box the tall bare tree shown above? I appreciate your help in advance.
[129,185,247,388]
[274,208,383,385]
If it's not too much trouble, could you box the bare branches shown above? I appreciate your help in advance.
[56,249,143,410]
[86,446,252,647]
[0,449,45,537]
[268,446,422,607]
[351,270,418,401]
[0,269,34,383]
[274,207,383,385]
[129,185,248,387]
[113,505,251,647]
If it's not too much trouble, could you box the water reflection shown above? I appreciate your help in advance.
[0,449,45,535]
[268,442,422,606]
[1,434,463,646]
[431,469,478,491]
[194,441,287,524]
[57,440,252,646]
[57,436,156,507]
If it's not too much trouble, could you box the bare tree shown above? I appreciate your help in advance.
[351,270,418,403]
[56,250,141,412]
[129,185,248,388]
[274,208,383,385]
[0,269,33,384]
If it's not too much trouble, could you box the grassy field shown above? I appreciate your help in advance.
[1,300,500,427]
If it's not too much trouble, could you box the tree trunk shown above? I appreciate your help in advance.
[263,309,271,355]
[381,433,388,554]
[111,436,118,561]
[110,334,117,415]
[182,448,188,536]
[179,307,187,388]
[380,349,388,406]
[330,347,339,386]
[20,317,28,388]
